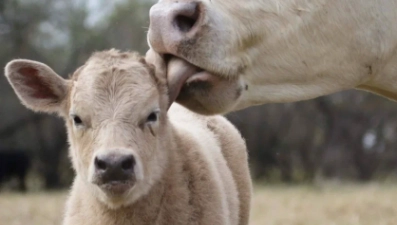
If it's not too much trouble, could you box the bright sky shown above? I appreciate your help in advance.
[36,0,156,49]
[85,0,123,27]
[85,0,155,27]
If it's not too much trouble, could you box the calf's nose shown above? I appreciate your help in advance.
[94,153,135,183]
[148,1,202,53]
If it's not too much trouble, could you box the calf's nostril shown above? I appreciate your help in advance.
[121,156,135,171]
[173,2,200,33]
[95,157,107,171]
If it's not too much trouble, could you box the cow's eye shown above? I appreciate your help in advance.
[71,115,83,126]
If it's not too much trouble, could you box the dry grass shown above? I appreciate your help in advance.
[1,183,397,225]
[251,183,397,225]
[0,191,66,225]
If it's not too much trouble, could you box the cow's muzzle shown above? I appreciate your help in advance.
[148,1,204,54]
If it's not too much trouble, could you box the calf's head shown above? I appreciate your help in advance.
[5,50,171,208]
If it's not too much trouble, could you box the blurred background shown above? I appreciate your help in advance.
[1,0,397,224]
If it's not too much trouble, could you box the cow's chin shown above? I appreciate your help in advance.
[166,56,246,115]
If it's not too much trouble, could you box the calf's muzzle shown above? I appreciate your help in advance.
[94,153,135,184]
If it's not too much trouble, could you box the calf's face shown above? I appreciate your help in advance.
[5,51,170,208]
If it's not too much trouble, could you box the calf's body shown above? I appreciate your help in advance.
[4,50,251,225]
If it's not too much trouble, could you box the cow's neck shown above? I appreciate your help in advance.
[232,0,397,108]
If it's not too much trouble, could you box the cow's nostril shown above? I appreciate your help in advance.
[121,156,135,171]
[175,15,197,32]
[173,2,200,33]
[95,157,107,171]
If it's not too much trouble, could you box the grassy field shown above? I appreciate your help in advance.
[1,183,397,225]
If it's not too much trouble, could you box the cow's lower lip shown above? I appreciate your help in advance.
[166,55,221,88]
[99,181,133,195]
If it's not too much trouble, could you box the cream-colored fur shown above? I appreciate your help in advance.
[4,49,252,225]
[148,0,397,114]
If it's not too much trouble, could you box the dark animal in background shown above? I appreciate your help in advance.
[0,149,31,192]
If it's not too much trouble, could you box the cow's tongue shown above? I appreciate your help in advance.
[167,57,217,105]
[167,57,199,93]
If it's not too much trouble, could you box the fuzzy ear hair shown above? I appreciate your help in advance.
[4,59,68,114]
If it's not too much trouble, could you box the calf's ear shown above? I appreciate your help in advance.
[4,59,68,114]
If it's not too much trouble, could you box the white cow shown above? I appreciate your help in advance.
[147,0,397,114]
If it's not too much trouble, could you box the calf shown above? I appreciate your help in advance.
[5,49,252,225]
[0,149,30,192]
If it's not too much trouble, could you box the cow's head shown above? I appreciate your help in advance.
[146,49,246,115]
[5,50,172,209]
[147,0,269,114]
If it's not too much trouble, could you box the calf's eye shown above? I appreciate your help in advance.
[146,112,158,123]
[71,115,83,126]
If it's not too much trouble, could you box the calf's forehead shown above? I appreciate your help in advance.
[70,59,159,112]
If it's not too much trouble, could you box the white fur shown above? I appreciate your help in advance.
[4,50,252,225]
[149,0,397,113]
